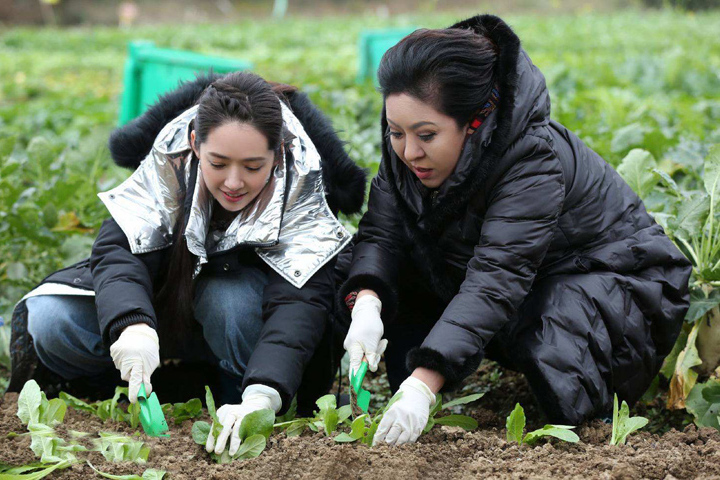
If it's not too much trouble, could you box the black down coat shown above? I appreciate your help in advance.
[9,76,366,414]
[338,15,692,424]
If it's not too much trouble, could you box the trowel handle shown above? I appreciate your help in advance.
[351,360,369,393]
[138,383,148,401]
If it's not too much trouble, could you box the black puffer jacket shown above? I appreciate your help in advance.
[9,77,366,413]
[339,15,691,420]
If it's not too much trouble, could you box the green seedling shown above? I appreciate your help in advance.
[610,394,649,445]
[94,432,150,463]
[17,380,67,427]
[423,392,484,433]
[161,398,202,425]
[506,403,579,446]
[60,387,141,428]
[333,390,404,446]
[274,394,352,438]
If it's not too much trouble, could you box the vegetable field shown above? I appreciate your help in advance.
[2,8,720,479]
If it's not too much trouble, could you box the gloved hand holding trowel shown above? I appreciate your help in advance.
[343,291,442,446]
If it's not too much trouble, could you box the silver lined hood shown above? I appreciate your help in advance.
[98,101,350,288]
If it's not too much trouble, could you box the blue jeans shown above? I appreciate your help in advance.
[26,266,269,382]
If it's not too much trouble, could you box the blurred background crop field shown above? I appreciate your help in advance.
[1,1,720,398]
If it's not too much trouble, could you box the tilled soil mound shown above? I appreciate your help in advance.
[2,390,720,480]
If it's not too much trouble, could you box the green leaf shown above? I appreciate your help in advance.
[674,194,710,240]
[686,287,720,323]
[435,414,478,431]
[59,392,96,414]
[40,398,66,427]
[611,124,647,154]
[141,469,166,480]
[652,168,683,197]
[333,432,358,443]
[524,425,579,445]
[617,149,658,199]
[506,403,526,444]
[610,394,649,445]
[337,404,353,424]
[315,394,336,412]
[285,420,307,437]
[17,380,42,425]
[0,460,74,479]
[322,409,339,435]
[442,393,484,409]
[205,386,222,440]
[191,421,211,445]
[168,398,202,424]
[703,144,720,201]
[429,394,443,418]
[233,434,266,460]
[686,380,720,430]
[238,409,275,441]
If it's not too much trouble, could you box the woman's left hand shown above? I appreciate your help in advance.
[206,385,281,455]
[374,376,436,446]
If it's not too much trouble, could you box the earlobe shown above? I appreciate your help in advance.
[190,130,199,157]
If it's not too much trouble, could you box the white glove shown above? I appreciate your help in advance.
[206,384,281,456]
[374,376,436,446]
[343,294,388,379]
[109,323,160,404]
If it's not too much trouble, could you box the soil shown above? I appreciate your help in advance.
[2,363,720,480]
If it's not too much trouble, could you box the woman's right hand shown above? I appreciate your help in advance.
[343,291,388,380]
[109,323,160,403]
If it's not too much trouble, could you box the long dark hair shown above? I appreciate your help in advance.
[377,28,498,128]
[155,72,296,343]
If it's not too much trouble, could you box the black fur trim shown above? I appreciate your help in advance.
[108,75,365,215]
[406,346,482,392]
[336,273,399,326]
[379,14,522,301]
[109,72,217,170]
[282,92,367,215]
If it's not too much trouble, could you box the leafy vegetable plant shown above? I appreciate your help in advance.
[17,380,67,427]
[609,394,649,445]
[274,394,352,438]
[93,432,150,463]
[505,403,579,446]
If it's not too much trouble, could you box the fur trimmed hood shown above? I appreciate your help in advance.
[108,73,366,216]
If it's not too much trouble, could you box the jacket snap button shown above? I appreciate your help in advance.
[136,238,142,245]
[336,229,344,239]
[109,194,115,200]
[294,270,301,277]
[73,278,81,284]
[223,263,230,271]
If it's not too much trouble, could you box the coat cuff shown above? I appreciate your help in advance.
[406,346,482,392]
[337,273,398,326]
[108,313,155,344]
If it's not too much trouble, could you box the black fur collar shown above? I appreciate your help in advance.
[380,14,522,302]
[108,74,366,215]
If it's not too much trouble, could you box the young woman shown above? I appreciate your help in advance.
[339,15,692,446]
[8,71,365,456]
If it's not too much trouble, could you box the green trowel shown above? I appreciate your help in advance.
[350,360,371,416]
[137,384,169,437]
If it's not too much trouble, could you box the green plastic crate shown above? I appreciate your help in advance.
[119,41,253,125]
[357,28,415,84]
